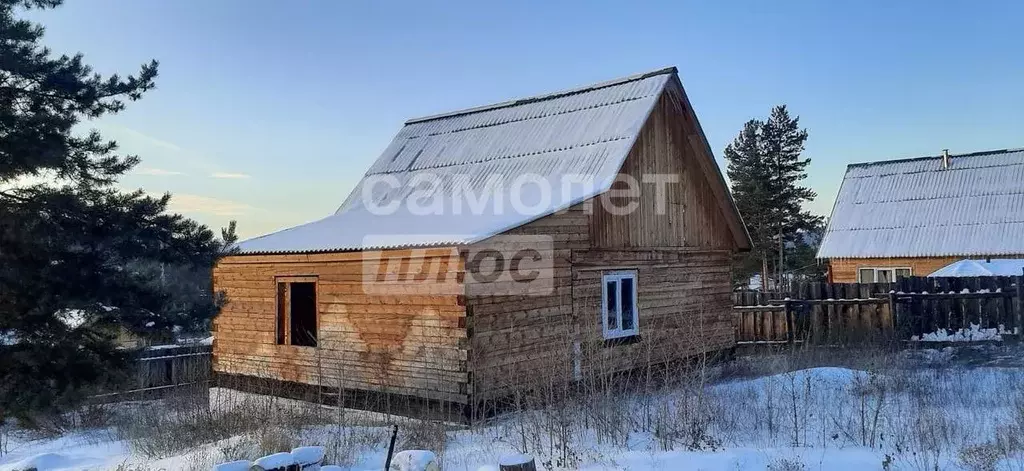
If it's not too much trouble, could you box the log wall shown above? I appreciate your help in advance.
[465,205,588,402]
[572,249,735,376]
[212,249,469,403]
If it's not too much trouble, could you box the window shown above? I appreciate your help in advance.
[857,267,911,283]
[275,277,318,347]
[602,271,638,339]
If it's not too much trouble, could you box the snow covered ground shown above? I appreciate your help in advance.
[4,345,1024,470]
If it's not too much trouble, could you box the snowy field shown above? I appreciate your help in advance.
[4,344,1024,470]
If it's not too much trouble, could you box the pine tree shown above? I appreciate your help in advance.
[725,106,821,290]
[724,119,771,288]
[0,0,229,424]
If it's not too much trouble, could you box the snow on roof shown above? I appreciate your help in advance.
[928,259,1024,277]
[236,68,676,254]
[817,148,1024,259]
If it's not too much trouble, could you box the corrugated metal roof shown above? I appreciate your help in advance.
[235,68,673,254]
[817,148,1024,259]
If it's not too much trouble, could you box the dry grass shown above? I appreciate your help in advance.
[16,325,1024,470]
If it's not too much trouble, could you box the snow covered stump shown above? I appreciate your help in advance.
[212,460,252,471]
[498,453,536,471]
[388,450,440,471]
[291,446,325,470]
[250,452,295,471]
[245,446,324,471]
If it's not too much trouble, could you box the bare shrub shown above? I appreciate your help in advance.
[849,371,889,448]
[322,424,388,467]
[399,421,448,455]
[217,435,259,462]
[254,427,301,456]
[652,388,723,452]
[767,455,806,471]
[996,394,1024,452]
[183,447,216,471]
[105,356,407,466]
[958,442,1003,471]
[112,463,155,471]
[113,393,235,459]
[73,403,115,430]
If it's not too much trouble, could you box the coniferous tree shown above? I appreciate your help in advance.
[724,120,771,288]
[725,106,821,290]
[0,0,229,424]
[761,105,820,290]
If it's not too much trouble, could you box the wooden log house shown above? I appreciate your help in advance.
[817,148,1024,282]
[212,67,752,415]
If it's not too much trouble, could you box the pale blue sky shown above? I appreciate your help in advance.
[28,1,1024,238]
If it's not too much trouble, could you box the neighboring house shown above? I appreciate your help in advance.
[818,148,1024,282]
[212,67,751,415]
[929,259,1024,277]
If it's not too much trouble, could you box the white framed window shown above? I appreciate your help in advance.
[602,271,639,339]
[857,267,911,283]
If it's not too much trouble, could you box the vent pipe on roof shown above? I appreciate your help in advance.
[941,149,951,169]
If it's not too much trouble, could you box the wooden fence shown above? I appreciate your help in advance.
[92,343,212,401]
[733,282,895,345]
[892,276,1023,340]
[734,276,1024,345]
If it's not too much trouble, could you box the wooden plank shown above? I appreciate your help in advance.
[588,91,736,251]
[935,277,949,333]
[784,301,794,344]
[1016,275,1024,335]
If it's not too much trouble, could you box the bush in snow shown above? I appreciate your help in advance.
[957,442,1003,471]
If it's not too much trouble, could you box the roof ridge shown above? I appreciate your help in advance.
[405,66,677,125]
[827,218,1024,230]
[845,160,1024,178]
[843,190,1024,203]
[846,147,1024,169]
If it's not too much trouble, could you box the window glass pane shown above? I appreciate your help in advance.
[876,270,892,283]
[620,277,635,330]
[858,269,874,283]
[605,279,618,330]
[895,268,911,279]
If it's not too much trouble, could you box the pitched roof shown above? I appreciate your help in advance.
[236,67,747,254]
[817,148,1024,259]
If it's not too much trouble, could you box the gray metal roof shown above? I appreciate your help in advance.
[236,68,676,254]
[817,148,1024,259]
